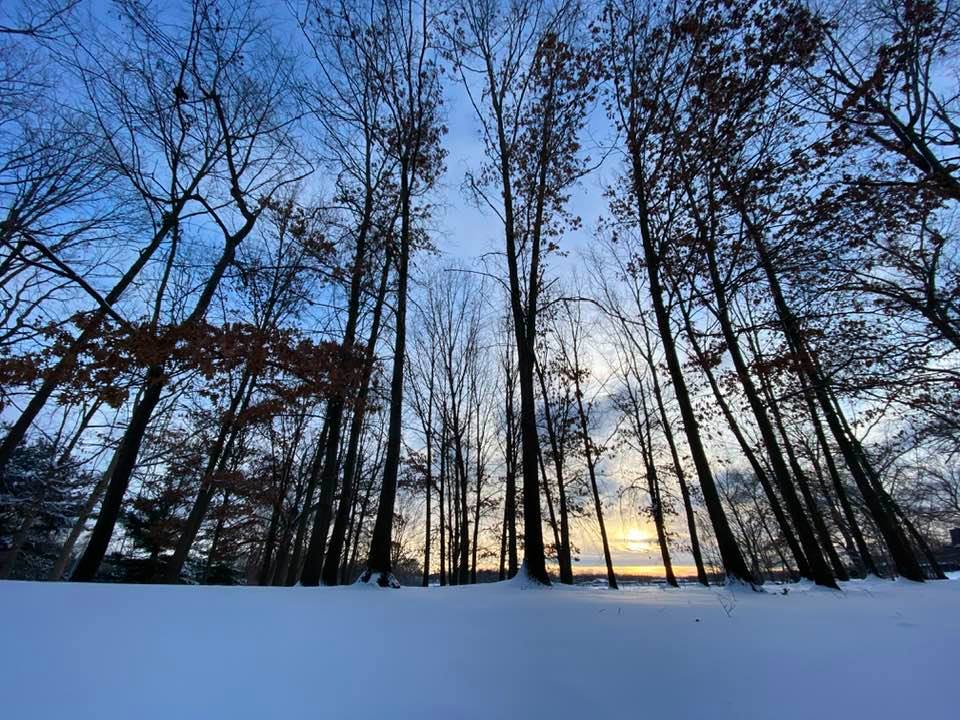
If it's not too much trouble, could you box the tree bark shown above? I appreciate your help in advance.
[700,238,836,588]
[735,202,925,581]
[535,358,573,583]
[629,160,755,582]
[640,322,708,585]
[71,211,258,581]
[364,159,413,585]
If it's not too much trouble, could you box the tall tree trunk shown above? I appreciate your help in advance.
[637,382,678,588]
[343,453,373,584]
[71,216,257,581]
[796,368,878,576]
[569,357,617,589]
[452,418,470,585]
[438,425,447,586]
[258,488,283,586]
[261,419,305,586]
[511,314,549,583]
[677,298,804,579]
[807,446,863,576]
[450,437,460,586]
[471,417,483,584]
[300,403,347,584]
[49,405,116,580]
[273,463,310,586]
[489,81,549,584]
[365,162,413,585]
[70,369,164,581]
[538,449,563,577]
[498,496,508,581]
[299,402,347,584]
[749,352,849,582]
[820,381,945,580]
[423,461,432,587]
[700,238,836,588]
[203,490,229,583]
[321,253,392,586]
[300,188,379,587]
[164,367,255,582]
[285,416,331,585]
[504,378,519,578]
[535,359,573,583]
[639,325,708,585]
[629,153,755,583]
[735,202,925,581]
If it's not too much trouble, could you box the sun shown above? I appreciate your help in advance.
[624,527,648,553]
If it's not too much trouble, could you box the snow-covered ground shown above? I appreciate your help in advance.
[1,576,956,719]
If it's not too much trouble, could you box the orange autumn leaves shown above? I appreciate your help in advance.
[0,315,366,414]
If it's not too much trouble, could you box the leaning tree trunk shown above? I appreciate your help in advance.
[648,464,678,588]
[641,327,708,586]
[635,383,678,588]
[70,369,165,581]
[49,405,118,580]
[322,254,391,586]
[0,203,195,477]
[701,239,837,588]
[735,203,925,581]
[750,355,848,582]
[300,190,378,587]
[538,450,563,577]
[807,447,863,575]
[284,416,331,584]
[71,215,256,581]
[677,296,805,580]
[163,367,255,582]
[203,490,230,582]
[796,366,878,576]
[630,155,755,583]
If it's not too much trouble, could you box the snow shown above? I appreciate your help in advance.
[1,576,957,719]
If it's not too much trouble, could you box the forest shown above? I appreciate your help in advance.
[1,0,959,594]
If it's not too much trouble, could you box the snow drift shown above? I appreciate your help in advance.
[1,576,956,719]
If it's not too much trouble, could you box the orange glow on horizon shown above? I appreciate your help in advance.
[568,564,706,578]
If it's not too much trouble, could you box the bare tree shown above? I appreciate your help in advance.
[604,0,756,583]
[553,301,618,588]
[361,0,444,587]
[447,0,595,584]
[70,0,309,580]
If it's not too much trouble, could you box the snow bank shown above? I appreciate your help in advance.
[1,577,956,719]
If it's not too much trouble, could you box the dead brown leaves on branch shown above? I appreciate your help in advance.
[0,316,363,411]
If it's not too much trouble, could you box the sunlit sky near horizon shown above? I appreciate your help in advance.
[411,66,675,574]
[421,86,696,575]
